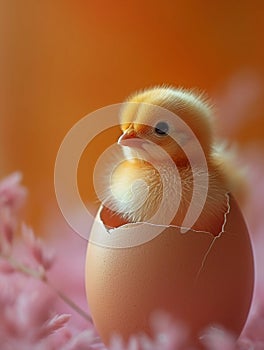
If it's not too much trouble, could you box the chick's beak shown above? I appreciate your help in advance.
[118,129,140,145]
[118,128,156,160]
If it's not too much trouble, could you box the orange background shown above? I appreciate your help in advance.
[0,1,264,232]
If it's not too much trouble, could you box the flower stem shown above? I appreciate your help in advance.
[44,278,93,323]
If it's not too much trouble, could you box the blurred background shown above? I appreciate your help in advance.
[0,1,264,233]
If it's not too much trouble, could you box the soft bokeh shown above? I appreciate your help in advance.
[1,1,264,230]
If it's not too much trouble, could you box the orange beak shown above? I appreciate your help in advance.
[118,129,140,145]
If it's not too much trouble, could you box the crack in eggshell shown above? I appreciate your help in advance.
[100,192,230,236]
[94,192,230,251]
[194,192,231,282]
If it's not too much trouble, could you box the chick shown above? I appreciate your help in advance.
[103,87,233,236]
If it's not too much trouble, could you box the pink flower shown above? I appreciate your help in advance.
[0,172,27,254]
[21,223,55,271]
[36,314,71,340]
[0,172,27,213]
[200,326,236,350]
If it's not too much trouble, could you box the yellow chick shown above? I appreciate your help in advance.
[102,86,235,236]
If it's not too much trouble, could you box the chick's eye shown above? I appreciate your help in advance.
[154,121,169,136]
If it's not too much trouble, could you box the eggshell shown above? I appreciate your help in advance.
[85,194,254,345]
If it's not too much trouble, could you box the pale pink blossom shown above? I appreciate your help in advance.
[0,172,27,212]
[22,223,55,270]
[0,172,27,254]
[200,326,236,350]
[61,330,104,350]
[37,314,71,340]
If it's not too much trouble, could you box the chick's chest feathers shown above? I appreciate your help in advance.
[107,158,229,235]
[109,159,163,222]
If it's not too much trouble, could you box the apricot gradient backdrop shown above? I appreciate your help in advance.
[0,1,264,232]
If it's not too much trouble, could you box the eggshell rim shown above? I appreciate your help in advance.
[88,192,231,249]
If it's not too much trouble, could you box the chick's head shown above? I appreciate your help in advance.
[119,87,214,165]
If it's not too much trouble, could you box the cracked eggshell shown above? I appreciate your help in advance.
[85,195,254,345]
